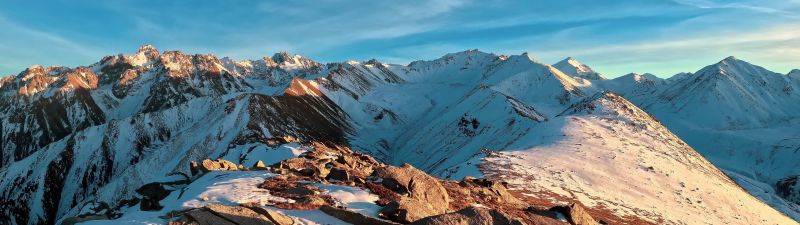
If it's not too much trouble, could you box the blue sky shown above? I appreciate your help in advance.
[0,0,798,78]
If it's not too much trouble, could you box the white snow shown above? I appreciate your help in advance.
[315,184,382,217]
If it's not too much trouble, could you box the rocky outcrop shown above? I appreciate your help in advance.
[135,182,172,211]
[777,175,800,205]
[179,204,294,225]
[374,164,450,222]
[320,205,400,225]
[192,159,240,174]
[410,206,526,225]
[552,203,596,225]
[204,204,275,225]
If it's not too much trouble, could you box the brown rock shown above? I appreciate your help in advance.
[298,195,328,207]
[185,209,236,225]
[326,167,351,181]
[204,204,274,225]
[280,158,308,171]
[190,161,200,176]
[280,185,320,196]
[380,198,441,223]
[244,205,296,225]
[199,159,240,173]
[564,203,595,225]
[375,163,450,222]
[320,205,400,225]
[409,206,526,225]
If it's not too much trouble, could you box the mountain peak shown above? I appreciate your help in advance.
[439,49,494,60]
[788,69,800,77]
[137,44,159,54]
[271,51,307,65]
[129,44,161,67]
[715,56,752,67]
[553,57,606,80]
[722,56,739,62]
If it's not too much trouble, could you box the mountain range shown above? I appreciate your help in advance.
[1,45,799,225]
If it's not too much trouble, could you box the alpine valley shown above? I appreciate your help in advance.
[1,45,799,225]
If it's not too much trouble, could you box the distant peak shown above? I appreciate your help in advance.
[616,72,661,82]
[27,64,44,70]
[272,51,295,64]
[717,56,749,66]
[563,57,579,63]
[129,44,160,67]
[553,57,606,80]
[138,44,158,52]
[440,49,492,59]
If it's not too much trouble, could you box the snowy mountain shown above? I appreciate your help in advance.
[587,72,667,104]
[643,56,800,129]
[609,56,800,221]
[553,57,607,81]
[0,46,797,225]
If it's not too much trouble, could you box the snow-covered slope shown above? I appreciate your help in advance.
[0,46,796,225]
[480,92,795,224]
[617,57,800,220]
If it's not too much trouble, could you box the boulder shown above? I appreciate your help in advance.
[375,164,449,221]
[135,182,172,211]
[190,161,201,176]
[185,209,237,225]
[204,204,274,225]
[298,195,328,207]
[565,203,595,225]
[279,158,309,171]
[252,160,268,170]
[380,198,441,223]
[279,158,329,178]
[467,179,525,207]
[197,159,240,173]
[136,182,171,200]
[409,206,526,225]
[320,205,400,225]
[139,198,164,211]
[552,203,595,225]
[326,167,351,181]
[280,185,320,196]
[244,205,295,225]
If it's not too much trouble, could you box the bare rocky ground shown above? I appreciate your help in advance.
[62,143,602,225]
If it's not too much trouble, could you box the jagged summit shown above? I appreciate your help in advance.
[136,44,159,54]
[553,57,606,80]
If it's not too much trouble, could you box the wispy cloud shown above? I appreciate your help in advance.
[672,0,800,19]
[0,0,798,77]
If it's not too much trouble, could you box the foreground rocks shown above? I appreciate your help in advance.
[410,207,525,225]
[136,143,595,225]
[375,164,451,222]
[173,204,293,225]
[551,203,596,225]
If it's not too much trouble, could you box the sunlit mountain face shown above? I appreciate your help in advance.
[0,45,798,225]
[2,1,800,225]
